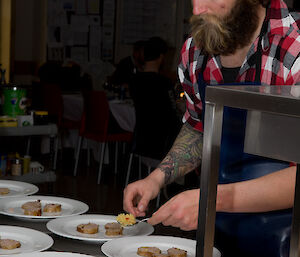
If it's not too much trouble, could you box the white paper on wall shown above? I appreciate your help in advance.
[102,0,115,60]
[89,15,101,26]
[71,46,88,62]
[75,0,87,14]
[72,31,88,45]
[48,44,65,61]
[61,25,74,45]
[89,46,102,62]
[90,25,101,45]
[71,15,89,32]
[70,15,89,45]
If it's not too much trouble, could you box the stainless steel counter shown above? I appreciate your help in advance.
[197,85,300,257]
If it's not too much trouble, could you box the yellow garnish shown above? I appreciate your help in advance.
[116,213,136,226]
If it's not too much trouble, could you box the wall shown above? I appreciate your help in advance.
[13,0,47,84]
[9,0,299,85]
[0,0,12,83]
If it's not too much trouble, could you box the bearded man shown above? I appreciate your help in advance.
[123,0,300,256]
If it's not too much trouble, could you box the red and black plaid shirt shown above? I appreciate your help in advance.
[178,0,300,132]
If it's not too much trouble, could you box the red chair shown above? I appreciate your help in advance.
[73,90,133,184]
[42,83,81,130]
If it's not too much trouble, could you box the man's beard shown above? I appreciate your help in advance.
[190,0,260,56]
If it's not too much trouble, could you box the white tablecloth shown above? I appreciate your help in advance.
[62,94,135,132]
[108,99,135,132]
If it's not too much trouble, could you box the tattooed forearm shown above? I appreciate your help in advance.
[158,123,203,184]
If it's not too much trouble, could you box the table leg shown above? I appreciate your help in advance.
[196,102,224,257]
[50,135,58,170]
[26,136,31,155]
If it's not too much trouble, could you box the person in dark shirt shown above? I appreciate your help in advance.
[110,40,145,88]
[129,37,181,160]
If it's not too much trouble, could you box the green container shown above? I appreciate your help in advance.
[2,86,27,117]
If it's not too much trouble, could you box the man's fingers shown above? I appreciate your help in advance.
[137,195,151,213]
[124,187,151,217]
[147,202,172,225]
[123,187,139,215]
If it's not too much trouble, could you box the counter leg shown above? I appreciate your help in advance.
[53,136,58,170]
[196,103,224,257]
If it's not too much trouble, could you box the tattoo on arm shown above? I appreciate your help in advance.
[158,123,203,184]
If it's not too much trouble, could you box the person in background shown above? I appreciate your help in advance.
[129,37,181,161]
[123,0,300,256]
[38,61,61,85]
[109,40,145,90]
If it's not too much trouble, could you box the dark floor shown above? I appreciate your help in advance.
[35,147,199,241]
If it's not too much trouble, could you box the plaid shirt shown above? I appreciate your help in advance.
[178,0,300,132]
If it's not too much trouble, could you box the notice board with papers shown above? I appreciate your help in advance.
[47,0,115,63]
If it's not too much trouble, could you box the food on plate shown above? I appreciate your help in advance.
[0,239,21,250]
[21,200,41,216]
[23,207,42,216]
[21,200,62,216]
[116,213,136,226]
[137,246,161,257]
[21,200,41,210]
[153,254,170,257]
[104,222,123,236]
[43,203,62,213]
[77,223,99,234]
[0,187,10,195]
[167,247,187,257]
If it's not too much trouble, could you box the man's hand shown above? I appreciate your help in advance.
[123,170,164,217]
[147,189,200,231]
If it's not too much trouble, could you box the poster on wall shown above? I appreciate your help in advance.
[62,0,75,10]
[89,25,102,62]
[102,0,115,60]
[47,0,115,63]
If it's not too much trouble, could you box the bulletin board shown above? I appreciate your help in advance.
[114,0,186,69]
[47,0,116,63]
[119,0,177,46]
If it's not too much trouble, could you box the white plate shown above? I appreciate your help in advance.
[0,180,38,198]
[0,195,89,219]
[0,225,54,256]
[46,214,154,242]
[101,235,221,257]
[10,252,94,257]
